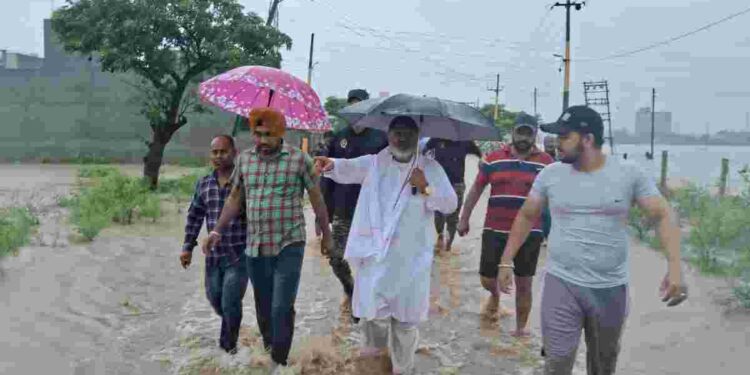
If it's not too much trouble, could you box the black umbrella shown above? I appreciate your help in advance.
[338,93,501,141]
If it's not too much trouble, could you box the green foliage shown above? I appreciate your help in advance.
[78,165,120,178]
[157,169,207,199]
[636,167,750,307]
[0,207,39,258]
[479,104,523,136]
[67,167,179,240]
[324,96,349,132]
[52,0,292,185]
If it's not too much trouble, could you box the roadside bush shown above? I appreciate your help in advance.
[67,168,169,240]
[0,207,39,257]
[78,165,120,178]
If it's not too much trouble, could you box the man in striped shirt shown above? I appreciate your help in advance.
[458,113,553,337]
[181,135,248,355]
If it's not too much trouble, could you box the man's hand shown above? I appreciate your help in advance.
[660,272,687,307]
[498,266,514,294]
[457,217,470,237]
[409,167,428,193]
[202,231,221,255]
[179,251,192,269]
[314,156,334,175]
[321,230,334,257]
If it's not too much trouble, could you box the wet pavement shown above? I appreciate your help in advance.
[0,162,748,374]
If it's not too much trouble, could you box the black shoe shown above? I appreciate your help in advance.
[352,315,360,324]
[226,346,238,355]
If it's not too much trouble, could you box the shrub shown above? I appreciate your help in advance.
[0,207,39,257]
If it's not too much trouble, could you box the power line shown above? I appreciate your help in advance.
[314,0,489,84]
[576,5,750,62]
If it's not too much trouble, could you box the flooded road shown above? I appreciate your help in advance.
[0,161,748,374]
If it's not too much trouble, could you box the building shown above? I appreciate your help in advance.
[635,107,672,136]
[0,50,44,70]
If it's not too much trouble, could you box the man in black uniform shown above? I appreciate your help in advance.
[423,138,482,252]
[316,89,388,322]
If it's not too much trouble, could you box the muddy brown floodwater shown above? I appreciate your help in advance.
[0,160,748,374]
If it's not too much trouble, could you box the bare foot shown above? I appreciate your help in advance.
[511,329,531,338]
[500,307,515,318]
[480,295,500,320]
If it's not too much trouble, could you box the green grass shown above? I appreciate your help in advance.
[78,165,120,178]
[61,165,207,240]
[0,207,39,258]
[628,170,750,308]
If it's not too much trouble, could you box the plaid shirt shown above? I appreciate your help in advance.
[231,144,317,257]
[182,171,247,267]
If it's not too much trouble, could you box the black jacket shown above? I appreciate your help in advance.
[317,127,389,220]
[423,139,482,184]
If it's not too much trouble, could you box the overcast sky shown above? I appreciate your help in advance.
[4,0,750,134]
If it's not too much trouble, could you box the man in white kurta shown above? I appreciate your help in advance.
[316,116,457,374]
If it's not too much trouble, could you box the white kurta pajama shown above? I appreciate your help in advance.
[324,148,457,373]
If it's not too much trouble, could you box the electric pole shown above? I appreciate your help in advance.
[267,0,282,28]
[533,87,538,117]
[487,74,503,121]
[650,88,656,160]
[553,0,585,111]
[306,33,315,85]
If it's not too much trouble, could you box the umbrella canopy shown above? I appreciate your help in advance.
[199,65,330,133]
[338,93,501,141]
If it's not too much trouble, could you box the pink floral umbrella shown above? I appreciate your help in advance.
[199,65,330,132]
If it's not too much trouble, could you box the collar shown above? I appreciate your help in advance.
[502,144,541,160]
[249,141,289,157]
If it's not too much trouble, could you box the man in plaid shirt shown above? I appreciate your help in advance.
[181,135,248,355]
[205,108,333,373]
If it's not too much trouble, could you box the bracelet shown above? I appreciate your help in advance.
[498,263,514,269]
[209,231,221,238]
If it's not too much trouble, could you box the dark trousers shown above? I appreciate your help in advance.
[330,216,354,297]
[205,255,249,351]
[246,243,305,365]
[435,183,465,239]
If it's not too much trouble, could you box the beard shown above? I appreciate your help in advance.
[513,140,532,153]
[389,144,416,162]
[559,143,583,164]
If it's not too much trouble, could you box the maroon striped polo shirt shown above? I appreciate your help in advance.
[474,145,554,234]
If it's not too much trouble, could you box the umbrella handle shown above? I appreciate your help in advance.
[268,89,275,107]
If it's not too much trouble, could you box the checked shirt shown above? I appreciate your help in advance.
[231,144,317,257]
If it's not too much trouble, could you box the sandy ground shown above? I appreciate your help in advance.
[0,161,748,374]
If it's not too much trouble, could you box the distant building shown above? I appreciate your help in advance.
[0,50,44,70]
[635,107,672,136]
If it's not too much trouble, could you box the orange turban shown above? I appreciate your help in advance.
[248,107,286,137]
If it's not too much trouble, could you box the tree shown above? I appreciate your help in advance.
[323,96,348,132]
[52,0,291,188]
[480,104,521,136]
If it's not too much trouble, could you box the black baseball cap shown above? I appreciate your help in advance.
[347,89,370,102]
[541,105,603,138]
[514,112,538,131]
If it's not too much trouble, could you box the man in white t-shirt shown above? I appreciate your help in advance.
[499,105,688,375]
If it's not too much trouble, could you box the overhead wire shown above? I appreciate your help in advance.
[574,5,750,62]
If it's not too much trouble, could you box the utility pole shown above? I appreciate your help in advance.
[583,80,615,154]
[487,74,503,121]
[533,87,538,117]
[306,33,315,85]
[650,88,656,160]
[553,0,585,111]
[267,0,282,28]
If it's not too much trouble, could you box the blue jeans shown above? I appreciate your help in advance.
[205,254,249,351]
[246,243,305,365]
